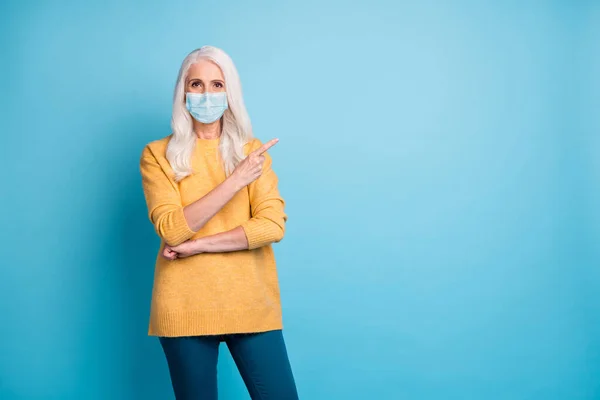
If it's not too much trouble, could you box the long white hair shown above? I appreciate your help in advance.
[167,45,254,182]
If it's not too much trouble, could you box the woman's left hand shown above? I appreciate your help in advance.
[162,240,202,260]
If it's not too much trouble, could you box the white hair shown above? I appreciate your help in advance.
[167,45,254,182]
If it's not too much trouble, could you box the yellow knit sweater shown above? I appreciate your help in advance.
[139,134,288,337]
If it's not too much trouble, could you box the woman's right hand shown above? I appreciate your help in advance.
[230,138,279,189]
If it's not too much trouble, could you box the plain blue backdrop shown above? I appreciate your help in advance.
[1,0,598,399]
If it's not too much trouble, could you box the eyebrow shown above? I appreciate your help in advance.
[186,78,224,83]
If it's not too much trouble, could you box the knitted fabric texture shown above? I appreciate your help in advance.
[139,134,287,337]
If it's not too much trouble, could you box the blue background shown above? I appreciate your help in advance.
[1,0,598,399]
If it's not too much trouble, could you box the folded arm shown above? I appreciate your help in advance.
[238,141,287,250]
[139,145,242,247]
[179,140,288,253]
[139,148,197,246]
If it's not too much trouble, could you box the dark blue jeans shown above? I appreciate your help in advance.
[159,329,299,399]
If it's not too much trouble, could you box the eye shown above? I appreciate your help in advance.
[191,81,201,88]
[214,82,223,88]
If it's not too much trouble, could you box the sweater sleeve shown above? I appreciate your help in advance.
[240,140,288,250]
[139,146,197,246]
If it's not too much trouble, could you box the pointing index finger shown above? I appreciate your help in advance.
[252,138,279,155]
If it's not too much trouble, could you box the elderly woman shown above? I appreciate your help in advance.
[139,45,299,399]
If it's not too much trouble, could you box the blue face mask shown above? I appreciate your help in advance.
[185,92,228,123]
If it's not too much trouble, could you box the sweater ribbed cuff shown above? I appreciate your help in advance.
[162,207,196,246]
[240,218,278,250]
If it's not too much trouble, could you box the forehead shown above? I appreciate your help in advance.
[186,60,224,81]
